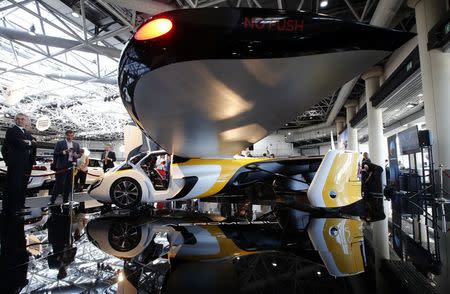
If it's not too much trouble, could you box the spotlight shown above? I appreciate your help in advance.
[320,1,328,8]
[417,93,423,97]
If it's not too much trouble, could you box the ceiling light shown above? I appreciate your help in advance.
[288,132,291,135]
[406,103,415,108]
[417,93,423,97]
[320,0,328,8]
[29,24,36,36]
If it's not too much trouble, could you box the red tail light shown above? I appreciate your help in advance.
[134,18,173,41]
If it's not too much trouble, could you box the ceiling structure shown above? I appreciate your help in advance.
[0,0,415,142]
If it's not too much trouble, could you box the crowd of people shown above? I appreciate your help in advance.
[1,113,116,215]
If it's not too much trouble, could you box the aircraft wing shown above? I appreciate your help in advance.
[119,8,414,157]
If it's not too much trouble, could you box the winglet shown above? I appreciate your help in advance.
[307,150,361,208]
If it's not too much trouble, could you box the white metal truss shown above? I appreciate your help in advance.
[0,0,132,140]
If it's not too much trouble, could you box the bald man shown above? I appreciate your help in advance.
[1,113,36,214]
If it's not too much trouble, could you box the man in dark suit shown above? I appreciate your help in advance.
[1,113,36,214]
[49,130,80,205]
[101,144,116,172]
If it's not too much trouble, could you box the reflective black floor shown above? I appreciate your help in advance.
[0,201,448,294]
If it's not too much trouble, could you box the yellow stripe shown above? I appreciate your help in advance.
[175,157,268,198]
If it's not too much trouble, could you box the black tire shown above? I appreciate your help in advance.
[110,177,142,209]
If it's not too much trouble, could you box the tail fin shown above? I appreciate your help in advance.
[307,150,361,208]
[307,218,365,277]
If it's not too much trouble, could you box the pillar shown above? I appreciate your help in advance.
[345,100,359,151]
[408,0,450,169]
[335,116,346,135]
[362,66,390,264]
[335,116,346,149]
[362,66,386,175]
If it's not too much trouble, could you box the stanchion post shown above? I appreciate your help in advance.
[70,162,76,205]
[438,164,446,232]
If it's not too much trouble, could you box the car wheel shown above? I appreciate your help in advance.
[110,177,142,209]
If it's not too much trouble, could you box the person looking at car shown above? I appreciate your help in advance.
[49,130,80,205]
[75,148,89,192]
[101,144,116,172]
[1,113,36,215]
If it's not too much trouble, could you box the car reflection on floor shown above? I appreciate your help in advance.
[85,208,369,294]
[0,199,420,294]
[0,203,376,293]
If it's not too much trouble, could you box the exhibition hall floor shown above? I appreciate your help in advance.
[0,200,448,294]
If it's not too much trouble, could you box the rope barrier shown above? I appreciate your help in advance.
[25,168,71,177]
[0,167,102,178]
[77,169,102,177]
[0,167,71,177]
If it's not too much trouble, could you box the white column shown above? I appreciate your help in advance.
[345,100,359,151]
[335,116,346,135]
[363,66,386,175]
[408,0,450,169]
[335,116,346,149]
[362,66,390,262]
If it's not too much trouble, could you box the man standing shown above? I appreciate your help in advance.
[49,130,80,205]
[1,113,36,214]
[101,144,116,172]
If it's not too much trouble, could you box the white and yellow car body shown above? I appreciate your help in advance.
[89,149,361,209]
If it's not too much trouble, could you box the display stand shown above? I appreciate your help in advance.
[390,129,444,271]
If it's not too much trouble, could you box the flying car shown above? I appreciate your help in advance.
[89,149,361,209]
[110,7,414,209]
